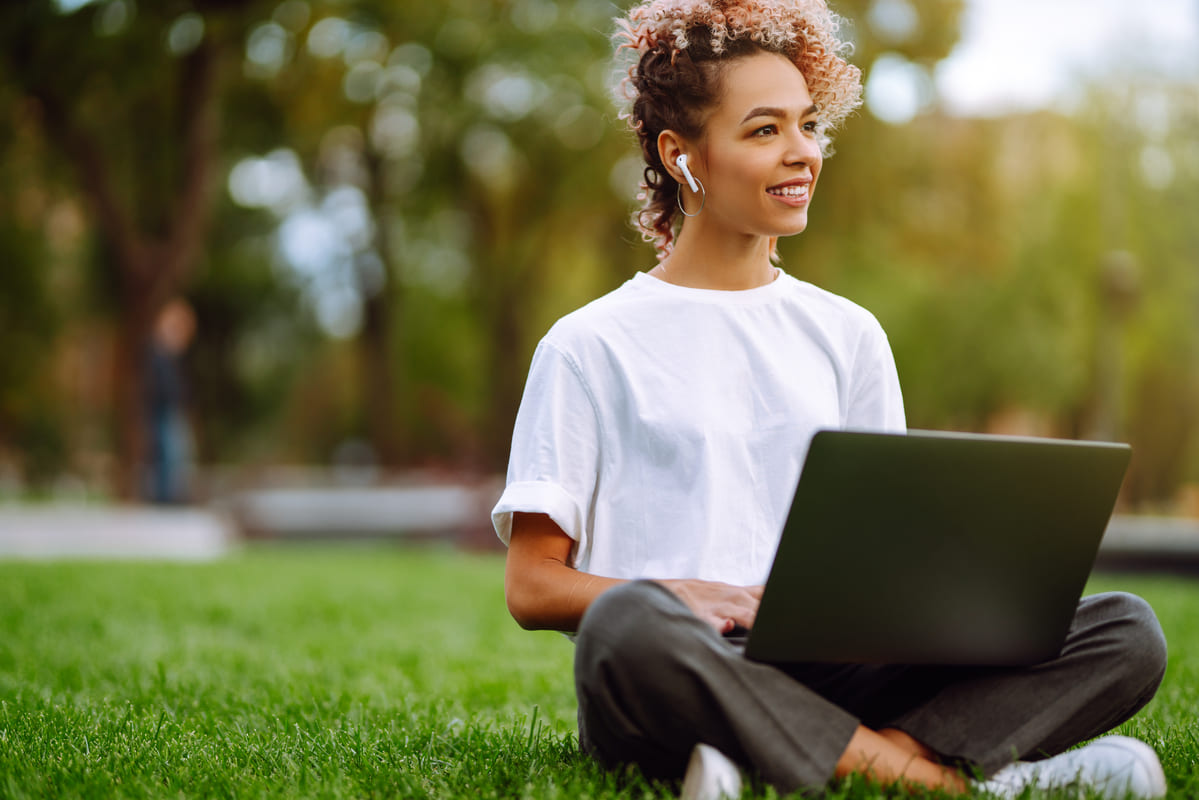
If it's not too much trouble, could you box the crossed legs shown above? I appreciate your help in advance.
[574,581,1166,795]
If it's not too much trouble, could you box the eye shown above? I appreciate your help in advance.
[753,124,777,137]
[801,120,819,133]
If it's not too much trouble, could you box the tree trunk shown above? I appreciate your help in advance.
[485,288,524,472]
[24,39,223,499]
[111,288,155,500]
[360,286,400,468]
[360,147,402,469]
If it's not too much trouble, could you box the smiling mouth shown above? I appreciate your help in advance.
[767,183,809,201]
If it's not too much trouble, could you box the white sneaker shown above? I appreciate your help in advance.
[680,743,742,800]
[977,736,1167,799]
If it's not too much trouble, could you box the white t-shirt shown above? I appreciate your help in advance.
[491,270,905,585]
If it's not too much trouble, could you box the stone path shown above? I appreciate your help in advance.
[1095,515,1199,573]
[0,506,234,560]
[1,497,1197,570]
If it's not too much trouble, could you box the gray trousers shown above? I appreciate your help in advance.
[574,580,1167,794]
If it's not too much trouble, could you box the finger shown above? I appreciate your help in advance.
[731,609,757,629]
[728,598,759,629]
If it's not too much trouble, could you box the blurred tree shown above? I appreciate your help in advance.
[0,78,63,487]
[0,211,64,487]
[428,0,635,467]
[1086,78,1199,506]
[807,42,1199,508]
[0,0,269,497]
[240,0,632,470]
[3,0,1196,513]
[236,0,414,467]
[187,198,319,471]
[837,0,963,66]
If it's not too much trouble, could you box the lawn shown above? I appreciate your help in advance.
[0,545,1196,798]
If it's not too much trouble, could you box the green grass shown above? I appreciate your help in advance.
[0,547,1196,799]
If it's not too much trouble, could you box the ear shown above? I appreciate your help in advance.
[657,130,692,185]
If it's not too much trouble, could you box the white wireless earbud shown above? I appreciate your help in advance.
[676,154,700,193]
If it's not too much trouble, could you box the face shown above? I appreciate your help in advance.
[685,50,824,240]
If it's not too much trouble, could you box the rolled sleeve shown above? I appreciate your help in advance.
[490,340,602,564]
[491,480,586,546]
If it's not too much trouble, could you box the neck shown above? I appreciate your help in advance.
[658,225,777,290]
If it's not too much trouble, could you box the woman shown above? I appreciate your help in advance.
[492,1,1168,797]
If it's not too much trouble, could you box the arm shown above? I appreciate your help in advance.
[505,512,623,631]
[504,512,763,634]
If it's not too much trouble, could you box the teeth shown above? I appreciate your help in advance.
[769,184,808,197]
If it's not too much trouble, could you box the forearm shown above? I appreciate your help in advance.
[505,556,624,632]
[503,514,761,634]
[504,512,624,632]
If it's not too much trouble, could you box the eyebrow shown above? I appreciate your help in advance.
[740,103,819,124]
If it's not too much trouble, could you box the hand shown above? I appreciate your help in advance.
[657,579,763,635]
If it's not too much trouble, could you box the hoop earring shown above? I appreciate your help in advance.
[677,177,706,217]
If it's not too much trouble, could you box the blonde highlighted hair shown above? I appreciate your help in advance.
[612,0,863,259]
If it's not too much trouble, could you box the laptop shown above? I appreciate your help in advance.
[743,429,1131,666]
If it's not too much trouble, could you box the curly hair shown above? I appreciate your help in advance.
[612,0,863,259]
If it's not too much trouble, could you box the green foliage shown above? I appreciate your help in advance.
[0,1,257,236]
[188,199,319,463]
[1,0,1197,504]
[837,0,964,67]
[795,79,1199,506]
[0,174,65,484]
[0,551,1196,798]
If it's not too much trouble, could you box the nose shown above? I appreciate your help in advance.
[784,125,822,167]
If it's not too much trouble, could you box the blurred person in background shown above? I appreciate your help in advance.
[145,297,196,505]
[493,1,1167,798]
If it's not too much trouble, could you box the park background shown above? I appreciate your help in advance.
[4,2,1199,798]
[1,0,1198,515]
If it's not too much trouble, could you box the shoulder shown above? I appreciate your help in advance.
[540,274,654,353]
[778,273,881,325]
[776,273,888,341]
